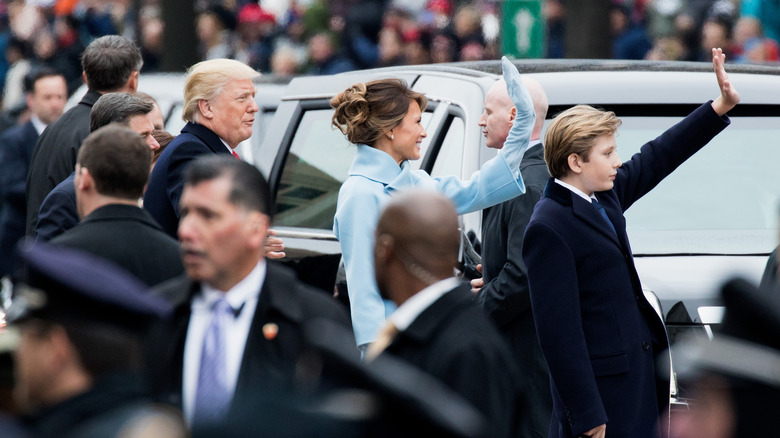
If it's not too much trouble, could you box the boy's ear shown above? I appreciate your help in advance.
[509,106,517,123]
[567,153,583,174]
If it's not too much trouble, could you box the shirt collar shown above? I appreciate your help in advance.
[30,114,47,135]
[388,277,461,331]
[199,259,266,311]
[554,178,593,203]
[219,137,233,154]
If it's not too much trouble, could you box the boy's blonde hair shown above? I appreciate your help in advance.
[544,105,622,178]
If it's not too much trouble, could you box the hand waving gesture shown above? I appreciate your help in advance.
[710,47,740,116]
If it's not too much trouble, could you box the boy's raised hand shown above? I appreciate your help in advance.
[711,47,740,116]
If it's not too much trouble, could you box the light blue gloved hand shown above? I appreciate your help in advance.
[499,56,534,172]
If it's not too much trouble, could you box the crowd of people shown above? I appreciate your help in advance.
[0,0,778,117]
[0,6,778,438]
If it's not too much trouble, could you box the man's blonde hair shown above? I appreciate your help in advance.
[182,59,260,123]
[544,105,622,178]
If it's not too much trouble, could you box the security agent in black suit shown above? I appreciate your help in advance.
[6,241,186,438]
[36,92,161,242]
[26,35,142,236]
[371,191,521,438]
[50,125,182,287]
[472,76,552,438]
[148,156,355,428]
[0,68,67,277]
[671,278,780,438]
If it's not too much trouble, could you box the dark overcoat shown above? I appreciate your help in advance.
[478,142,552,438]
[143,122,232,238]
[26,90,99,234]
[384,283,521,438]
[522,102,730,438]
[50,204,184,287]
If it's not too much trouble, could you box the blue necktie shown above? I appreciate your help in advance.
[592,200,617,235]
[193,297,234,424]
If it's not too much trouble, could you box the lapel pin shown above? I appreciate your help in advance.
[263,323,278,341]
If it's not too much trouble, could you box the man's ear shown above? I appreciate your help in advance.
[76,167,93,192]
[248,212,270,248]
[126,71,139,92]
[374,234,394,266]
[509,106,517,123]
[197,99,214,120]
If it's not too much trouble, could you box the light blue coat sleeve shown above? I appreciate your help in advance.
[333,177,395,347]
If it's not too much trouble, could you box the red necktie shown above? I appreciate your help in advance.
[231,150,241,160]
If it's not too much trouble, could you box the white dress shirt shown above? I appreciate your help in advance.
[182,260,266,423]
[388,277,463,331]
[554,178,597,203]
[30,114,47,135]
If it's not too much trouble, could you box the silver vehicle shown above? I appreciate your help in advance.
[253,59,780,405]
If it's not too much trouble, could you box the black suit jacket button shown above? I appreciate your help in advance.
[642,341,650,350]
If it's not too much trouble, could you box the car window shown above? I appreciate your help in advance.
[431,115,465,178]
[610,116,780,255]
[274,109,355,229]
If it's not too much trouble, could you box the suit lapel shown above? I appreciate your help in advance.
[543,179,621,247]
[180,122,232,156]
[235,264,304,392]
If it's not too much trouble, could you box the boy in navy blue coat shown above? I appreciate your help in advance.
[521,48,740,438]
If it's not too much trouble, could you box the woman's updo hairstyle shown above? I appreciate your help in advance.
[331,78,427,146]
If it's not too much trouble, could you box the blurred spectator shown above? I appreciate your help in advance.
[270,44,302,76]
[404,31,431,65]
[732,16,780,63]
[139,5,164,72]
[698,15,733,61]
[306,31,355,75]
[430,31,456,63]
[3,37,31,112]
[378,27,405,67]
[233,3,276,72]
[645,36,687,61]
[196,6,235,60]
[0,68,67,278]
[611,4,652,60]
[452,5,483,54]
[544,0,565,58]
[733,16,764,55]
[741,0,780,42]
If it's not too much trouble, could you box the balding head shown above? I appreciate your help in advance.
[479,77,548,149]
[374,191,460,305]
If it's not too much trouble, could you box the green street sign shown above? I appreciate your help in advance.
[502,0,544,58]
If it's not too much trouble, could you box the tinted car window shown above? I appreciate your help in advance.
[613,116,780,255]
[431,116,465,178]
[275,109,355,229]
[275,109,439,230]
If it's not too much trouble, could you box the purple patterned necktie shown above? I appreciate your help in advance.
[193,297,233,424]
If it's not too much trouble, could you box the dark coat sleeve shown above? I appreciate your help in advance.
[35,182,78,242]
[477,184,543,325]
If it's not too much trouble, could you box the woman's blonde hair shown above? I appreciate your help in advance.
[182,59,260,123]
[544,105,622,178]
[330,78,427,146]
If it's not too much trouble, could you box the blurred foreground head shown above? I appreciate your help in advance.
[670,278,780,438]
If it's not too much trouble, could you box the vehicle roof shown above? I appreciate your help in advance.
[282,59,780,106]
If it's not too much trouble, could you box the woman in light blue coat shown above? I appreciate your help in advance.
[332,58,535,351]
